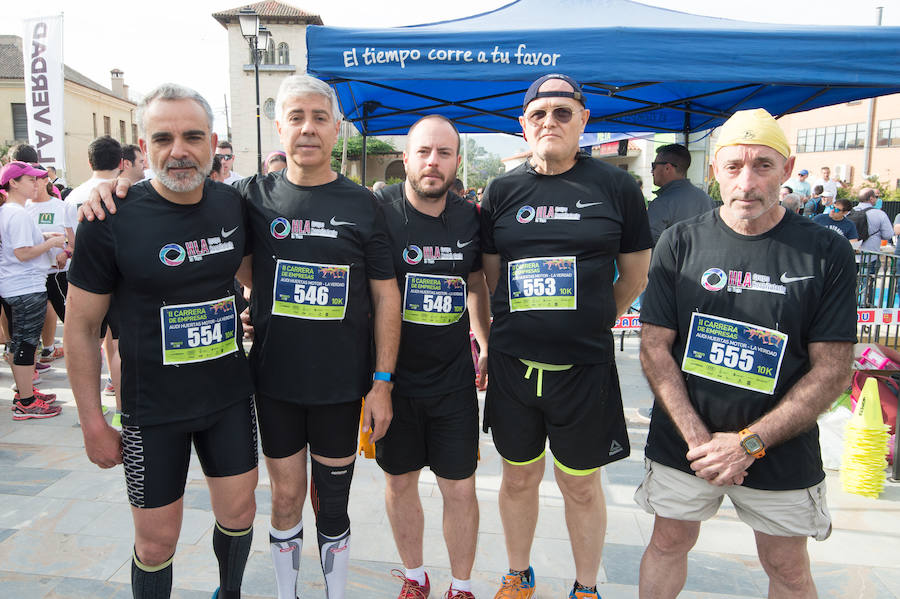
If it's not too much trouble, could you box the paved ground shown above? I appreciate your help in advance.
[2,335,900,598]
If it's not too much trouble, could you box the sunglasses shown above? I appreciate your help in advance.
[525,106,581,126]
[215,153,234,160]
[651,161,674,170]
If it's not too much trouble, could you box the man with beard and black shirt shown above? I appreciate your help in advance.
[480,74,651,599]
[84,75,401,599]
[65,84,258,599]
[374,115,490,599]
[636,109,856,598]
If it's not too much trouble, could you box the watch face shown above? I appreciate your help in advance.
[744,437,763,453]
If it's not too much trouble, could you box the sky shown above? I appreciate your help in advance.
[6,0,898,158]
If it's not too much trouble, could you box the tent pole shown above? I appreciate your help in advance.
[683,103,690,149]
[362,135,367,186]
[864,7,883,177]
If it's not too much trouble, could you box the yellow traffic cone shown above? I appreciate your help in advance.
[840,378,890,498]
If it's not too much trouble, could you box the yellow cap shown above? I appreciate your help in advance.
[714,108,790,158]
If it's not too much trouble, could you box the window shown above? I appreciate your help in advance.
[119,120,127,143]
[877,119,900,148]
[796,122,866,152]
[92,113,98,137]
[264,38,276,64]
[103,116,111,136]
[132,124,138,143]
[12,103,28,140]
[278,42,290,65]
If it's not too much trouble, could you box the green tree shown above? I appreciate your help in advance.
[457,137,504,190]
[331,136,397,171]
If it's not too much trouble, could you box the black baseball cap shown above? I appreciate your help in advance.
[522,74,585,111]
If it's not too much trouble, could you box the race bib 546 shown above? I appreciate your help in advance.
[272,259,349,320]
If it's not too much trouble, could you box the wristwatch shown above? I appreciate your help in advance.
[739,429,766,458]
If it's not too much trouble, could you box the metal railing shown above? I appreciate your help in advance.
[857,250,900,348]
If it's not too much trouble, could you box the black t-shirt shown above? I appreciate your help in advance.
[68,180,253,426]
[375,183,482,397]
[236,171,394,404]
[641,208,857,490]
[480,156,651,364]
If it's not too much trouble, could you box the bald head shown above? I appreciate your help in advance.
[858,188,877,204]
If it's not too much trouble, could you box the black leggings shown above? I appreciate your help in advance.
[45,271,68,322]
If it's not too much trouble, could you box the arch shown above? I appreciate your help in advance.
[263,38,276,64]
[384,160,405,181]
[278,42,290,65]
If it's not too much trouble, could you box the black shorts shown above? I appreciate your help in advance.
[484,350,630,473]
[121,397,258,509]
[99,302,120,340]
[46,271,68,321]
[376,386,479,480]
[255,395,361,459]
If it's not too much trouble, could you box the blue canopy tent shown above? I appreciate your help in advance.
[306,0,900,178]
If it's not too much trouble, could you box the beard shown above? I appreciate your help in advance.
[408,169,454,199]
[153,154,213,193]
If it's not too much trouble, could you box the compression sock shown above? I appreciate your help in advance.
[405,564,427,586]
[16,395,35,406]
[573,580,598,595]
[317,528,350,599]
[510,568,533,584]
[212,521,253,599]
[450,576,471,592]
[131,548,173,599]
[270,520,303,599]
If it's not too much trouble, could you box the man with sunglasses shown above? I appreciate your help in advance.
[647,144,713,246]
[813,199,858,243]
[216,140,243,184]
[480,74,651,599]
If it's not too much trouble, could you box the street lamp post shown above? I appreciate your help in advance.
[238,8,270,175]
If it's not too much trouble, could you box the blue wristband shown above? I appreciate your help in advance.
[373,371,394,382]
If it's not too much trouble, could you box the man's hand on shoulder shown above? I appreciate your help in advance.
[78,177,133,222]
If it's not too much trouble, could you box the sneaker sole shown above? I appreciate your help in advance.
[13,409,62,420]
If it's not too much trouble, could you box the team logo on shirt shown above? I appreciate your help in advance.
[38,213,54,225]
[700,268,727,291]
[402,244,463,265]
[725,270,786,295]
[159,243,187,266]
[158,232,236,267]
[516,204,581,224]
[269,217,341,240]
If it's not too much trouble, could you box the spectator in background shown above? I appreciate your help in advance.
[647,143,714,245]
[803,187,834,217]
[9,144,39,164]
[788,168,811,200]
[120,145,146,184]
[851,188,893,306]
[215,140,243,184]
[781,192,803,215]
[814,166,842,198]
[371,179,385,192]
[452,178,465,197]
[47,166,67,190]
[208,155,224,182]
[813,198,859,244]
[779,185,792,201]
[265,151,287,174]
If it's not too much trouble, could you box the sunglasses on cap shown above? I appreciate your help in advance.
[524,106,582,126]
[215,153,234,160]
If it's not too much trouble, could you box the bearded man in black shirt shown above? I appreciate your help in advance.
[636,108,856,598]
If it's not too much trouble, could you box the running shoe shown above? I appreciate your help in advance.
[111,411,122,429]
[39,346,64,362]
[34,360,51,372]
[11,388,57,411]
[569,589,601,599]
[392,569,430,599]
[635,407,652,424]
[493,567,535,599]
[444,589,475,599]
[103,379,116,396]
[12,397,62,420]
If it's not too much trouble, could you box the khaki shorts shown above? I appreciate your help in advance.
[634,459,832,541]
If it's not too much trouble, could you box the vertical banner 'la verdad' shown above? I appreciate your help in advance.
[22,14,64,171]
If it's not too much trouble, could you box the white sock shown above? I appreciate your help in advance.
[319,529,350,599]
[405,565,427,586]
[270,521,303,599]
[451,576,471,592]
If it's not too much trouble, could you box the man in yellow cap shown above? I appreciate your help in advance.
[635,108,856,598]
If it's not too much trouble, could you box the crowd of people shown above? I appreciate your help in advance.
[0,71,867,599]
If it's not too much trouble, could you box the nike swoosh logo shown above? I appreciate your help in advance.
[457,239,474,248]
[221,226,238,238]
[780,273,815,284]
[330,217,356,227]
[575,200,603,208]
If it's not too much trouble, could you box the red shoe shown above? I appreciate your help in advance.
[34,361,51,372]
[392,569,430,599]
[12,397,62,420]
[12,388,56,411]
[445,589,475,599]
[39,346,64,363]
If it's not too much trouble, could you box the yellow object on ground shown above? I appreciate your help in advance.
[840,378,890,498]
